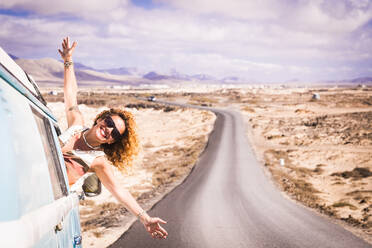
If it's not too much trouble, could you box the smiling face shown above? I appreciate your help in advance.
[92,108,139,171]
[93,114,126,144]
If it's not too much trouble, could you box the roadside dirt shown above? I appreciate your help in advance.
[237,87,372,243]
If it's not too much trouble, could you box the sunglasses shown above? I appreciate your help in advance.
[103,115,123,142]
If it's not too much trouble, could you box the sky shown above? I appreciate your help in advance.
[0,0,372,82]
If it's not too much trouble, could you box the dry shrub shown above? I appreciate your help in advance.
[241,99,259,105]
[241,106,256,113]
[164,106,176,112]
[332,181,346,185]
[303,115,327,127]
[190,96,219,104]
[271,170,321,208]
[78,98,106,106]
[81,202,128,231]
[143,142,155,148]
[288,166,314,177]
[346,190,372,202]
[266,134,284,140]
[294,109,314,114]
[150,136,206,188]
[93,231,103,238]
[313,164,326,174]
[331,167,372,179]
[340,215,372,228]
[332,202,358,210]
[125,103,178,112]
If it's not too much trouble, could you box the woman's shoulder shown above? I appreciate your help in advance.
[59,125,87,146]
[89,155,111,172]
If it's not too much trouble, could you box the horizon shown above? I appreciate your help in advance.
[10,54,372,85]
[1,0,372,83]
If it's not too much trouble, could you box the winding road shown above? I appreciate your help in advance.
[110,107,370,248]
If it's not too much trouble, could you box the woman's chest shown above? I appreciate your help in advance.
[61,133,84,153]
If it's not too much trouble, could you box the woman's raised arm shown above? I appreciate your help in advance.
[58,37,84,127]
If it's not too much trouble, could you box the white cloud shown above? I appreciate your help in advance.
[156,0,284,20]
[290,1,372,34]
[0,0,130,21]
[0,0,371,81]
[158,0,372,34]
[0,15,96,59]
[163,52,312,81]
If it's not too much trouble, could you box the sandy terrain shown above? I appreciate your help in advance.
[236,88,372,242]
[44,85,372,245]
[46,95,216,247]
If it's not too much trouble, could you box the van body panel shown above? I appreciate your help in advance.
[0,63,57,123]
[34,230,59,248]
[0,83,19,220]
[0,47,82,247]
[0,78,54,220]
[0,47,37,96]
[55,208,82,248]
[0,193,80,247]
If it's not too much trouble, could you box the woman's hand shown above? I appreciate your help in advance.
[58,37,77,62]
[141,216,168,239]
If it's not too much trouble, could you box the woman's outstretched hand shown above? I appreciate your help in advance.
[141,217,168,239]
[58,37,77,62]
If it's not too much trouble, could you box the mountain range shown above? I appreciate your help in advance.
[10,54,372,87]
[13,55,227,87]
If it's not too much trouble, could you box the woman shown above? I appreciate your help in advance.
[58,37,167,240]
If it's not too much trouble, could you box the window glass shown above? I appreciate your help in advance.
[31,107,67,199]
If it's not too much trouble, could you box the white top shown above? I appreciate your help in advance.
[59,125,105,168]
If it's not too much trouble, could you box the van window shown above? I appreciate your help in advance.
[31,107,68,199]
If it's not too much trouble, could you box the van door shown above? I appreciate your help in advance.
[0,60,82,247]
[31,107,82,248]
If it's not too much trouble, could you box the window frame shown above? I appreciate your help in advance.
[31,106,68,199]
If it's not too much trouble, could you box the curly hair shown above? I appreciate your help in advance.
[93,108,139,171]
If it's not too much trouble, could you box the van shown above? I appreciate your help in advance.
[0,47,82,247]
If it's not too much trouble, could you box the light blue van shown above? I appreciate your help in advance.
[0,47,82,247]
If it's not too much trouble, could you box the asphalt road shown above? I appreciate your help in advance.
[110,107,371,248]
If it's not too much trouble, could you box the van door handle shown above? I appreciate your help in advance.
[55,221,63,232]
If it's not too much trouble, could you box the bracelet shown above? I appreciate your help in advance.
[64,61,73,68]
[67,105,79,112]
[137,210,146,219]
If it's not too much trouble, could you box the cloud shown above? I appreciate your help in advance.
[0,0,371,82]
[157,0,372,34]
[0,15,96,59]
[0,0,130,21]
[291,0,372,34]
[155,0,285,20]
[163,52,312,81]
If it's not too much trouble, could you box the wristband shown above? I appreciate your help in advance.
[64,61,73,68]
[137,210,146,219]
[67,105,79,112]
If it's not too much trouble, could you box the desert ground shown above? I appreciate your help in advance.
[237,87,372,243]
[43,85,371,246]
